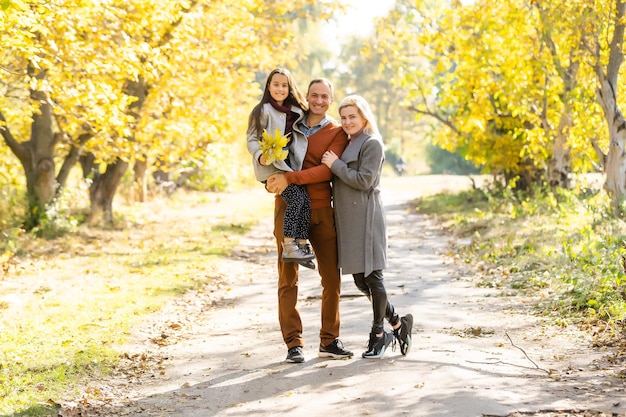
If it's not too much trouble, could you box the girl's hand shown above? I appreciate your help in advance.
[267,174,288,194]
[259,155,268,166]
[321,150,338,168]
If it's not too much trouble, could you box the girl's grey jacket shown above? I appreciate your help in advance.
[329,131,387,277]
[246,102,307,182]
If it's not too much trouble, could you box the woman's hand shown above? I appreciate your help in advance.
[321,150,338,168]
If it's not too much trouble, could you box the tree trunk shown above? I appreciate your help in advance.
[547,112,573,189]
[56,132,94,192]
[536,3,581,190]
[133,159,148,202]
[597,75,626,208]
[79,152,97,179]
[26,67,58,221]
[0,66,57,229]
[86,77,148,222]
[594,0,626,210]
[87,159,129,226]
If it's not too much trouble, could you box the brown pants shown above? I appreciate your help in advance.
[274,203,341,349]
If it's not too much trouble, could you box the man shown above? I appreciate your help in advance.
[266,78,352,363]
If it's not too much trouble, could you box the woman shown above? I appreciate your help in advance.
[321,95,413,359]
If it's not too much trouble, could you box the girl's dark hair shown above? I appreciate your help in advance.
[248,67,308,136]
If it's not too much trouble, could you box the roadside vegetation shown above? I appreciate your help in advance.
[0,184,273,416]
[415,177,626,341]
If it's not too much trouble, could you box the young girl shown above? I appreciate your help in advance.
[246,67,315,268]
[321,94,413,358]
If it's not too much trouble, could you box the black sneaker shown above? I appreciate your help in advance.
[297,243,316,270]
[393,314,413,355]
[362,331,394,359]
[318,339,353,359]
[299,259,316,270]
[286,346,305,363]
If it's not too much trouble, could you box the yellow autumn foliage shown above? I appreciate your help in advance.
[0,0,341,208]
[258,128,289,165]
[372,0,611,184]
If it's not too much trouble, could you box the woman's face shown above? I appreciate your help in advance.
[268,73,290,105]
[339,105,366,136]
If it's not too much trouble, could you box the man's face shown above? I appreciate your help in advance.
[306,82,332,118]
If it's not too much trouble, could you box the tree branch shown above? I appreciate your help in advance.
[0,109,29,163]
[591,136,607,170]
[406,104,460,135]
[607,0,626,88]
[466,331,551,375]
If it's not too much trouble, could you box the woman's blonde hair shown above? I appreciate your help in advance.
[337,95,381,137]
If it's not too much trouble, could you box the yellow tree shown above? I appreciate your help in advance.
[54,0,326,224]
[1,0,137,228]
[532,0,600,188]
[1,0,332,227]
[125,0,327,201]
[58,0,332,224]
[373,0,602,188]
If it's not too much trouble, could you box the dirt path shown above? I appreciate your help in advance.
[72,176,626,417]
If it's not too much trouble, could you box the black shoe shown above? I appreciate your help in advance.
[393,314,413,355]
[362,331,394,359]
[297,243,316,270]
[299,259,316,270]
[286,346,305,363]
[318,339,353,359]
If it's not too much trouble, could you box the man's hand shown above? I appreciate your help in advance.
[267,173,288,194]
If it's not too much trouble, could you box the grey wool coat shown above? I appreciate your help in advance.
[329,131,387,276]
[246,103,307,182]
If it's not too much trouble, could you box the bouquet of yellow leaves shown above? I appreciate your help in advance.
[258,128,290,165]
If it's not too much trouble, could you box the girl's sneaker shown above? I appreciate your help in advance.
[282,240,315,262]
[297,241,316,269]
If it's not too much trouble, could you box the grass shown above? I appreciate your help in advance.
[0,187,274,416]
[413,181,626,330]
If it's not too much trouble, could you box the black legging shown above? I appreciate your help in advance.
[280,183,310,240]
[353,270,399,334]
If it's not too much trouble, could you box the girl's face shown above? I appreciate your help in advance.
[339,105,366,136]
[268,73,290,105]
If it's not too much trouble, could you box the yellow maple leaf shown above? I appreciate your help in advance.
[258,128,289,164]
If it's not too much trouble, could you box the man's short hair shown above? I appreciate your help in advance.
[308,78,334,97]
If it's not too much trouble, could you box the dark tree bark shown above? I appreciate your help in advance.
[133,158,148,202]
[56,132,94,191]
[87,159,129,225]
[87,77,147,225]
[0,65,58,229]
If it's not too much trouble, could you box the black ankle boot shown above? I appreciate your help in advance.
[362,331,394,359]
[393,314,413,355]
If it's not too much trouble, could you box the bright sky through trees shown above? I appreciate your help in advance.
[323,0,395,52]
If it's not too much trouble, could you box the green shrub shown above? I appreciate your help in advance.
[415,182,626,324]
